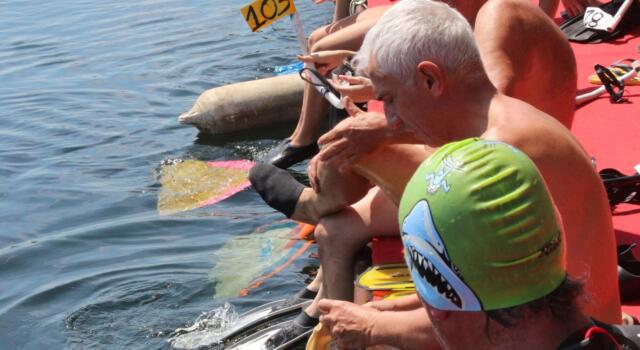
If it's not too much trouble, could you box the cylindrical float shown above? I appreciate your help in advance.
[178,74,304,134]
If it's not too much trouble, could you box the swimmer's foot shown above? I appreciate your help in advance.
[281,287,319,308]
[250,163,321,223]
[267,139,319,169]
[266,311,318,349]
[249,163,306,218]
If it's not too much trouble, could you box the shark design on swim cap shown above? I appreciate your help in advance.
[402,200,481,311]
[398,138,565,311]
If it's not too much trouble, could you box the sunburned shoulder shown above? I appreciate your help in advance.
[483,94,574,151]
[476,0,551,36]
[478,0,538,19]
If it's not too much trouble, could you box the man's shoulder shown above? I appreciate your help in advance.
[477,0,550,34]
[478,0,535,19]
[485,94,577,153]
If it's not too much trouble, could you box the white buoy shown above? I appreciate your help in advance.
[178,74,304,134]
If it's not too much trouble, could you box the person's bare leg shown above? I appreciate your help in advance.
[288,7,390,147]
[289,83,329,147]
[307,266,323,292]
[315,187,400,301]
[291,165,371,224]
[304,283,324,318]
[290,144,431,224]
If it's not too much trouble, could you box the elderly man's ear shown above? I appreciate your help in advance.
[417,61,444,96]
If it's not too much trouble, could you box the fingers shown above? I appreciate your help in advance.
[333,85,361,100]
[297,51,343,63]
[330,75,368,92]
[338,154,358,173]
[363,300,387,311]
[318,138,349,162]
[297,54,315,63]
[343,96,363,117]
[308,156,320,193]
[318,299,336,314]
[332,83,362,94]
[337,75,367,85]
[318,128,338,146]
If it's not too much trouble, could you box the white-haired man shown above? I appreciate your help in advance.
[250,0,619,346]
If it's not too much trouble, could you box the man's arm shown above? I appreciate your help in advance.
[315,98,421,173]
[318,299,440,350]
[366,293,422,311]
[372,308,440,350]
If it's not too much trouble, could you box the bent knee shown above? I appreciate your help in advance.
[308,26,329,51]
[317,161,370,207]
[315,219,342,247]
[310,40,327,55]
[316,213,361,248]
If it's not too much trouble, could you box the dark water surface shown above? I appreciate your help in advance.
[0,1,330,348]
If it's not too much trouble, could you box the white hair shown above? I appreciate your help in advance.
[353,0,481,83]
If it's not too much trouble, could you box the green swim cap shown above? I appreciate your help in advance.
[398,138,565,311]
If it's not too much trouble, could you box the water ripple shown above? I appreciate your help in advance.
[0,0,331,348]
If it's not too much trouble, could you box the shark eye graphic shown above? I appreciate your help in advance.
[401,200,482,311]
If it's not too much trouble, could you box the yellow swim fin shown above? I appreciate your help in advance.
[383,290,416,300]
[356,264,414,291]
[306,323,333,350]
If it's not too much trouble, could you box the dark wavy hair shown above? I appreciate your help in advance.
[484,277,583,330]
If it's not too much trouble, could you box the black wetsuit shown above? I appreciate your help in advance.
[557,320,640,349]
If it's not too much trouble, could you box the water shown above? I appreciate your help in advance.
[0,1,330,348]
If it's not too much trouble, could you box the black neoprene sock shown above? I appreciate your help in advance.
[249,163,305,218]
[294,287,318,300]
[294,310,319,328]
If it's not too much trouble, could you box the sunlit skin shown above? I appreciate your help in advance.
[309,49,620,315]
[422,296,591,350]
[291,0,569,145]
[288,5,391,147]
[366,59,492,148]
[268,0,616,347]
[288,53,618,349]
[306,61,618,348]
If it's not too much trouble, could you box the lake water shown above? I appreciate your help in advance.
[0,1,331,348]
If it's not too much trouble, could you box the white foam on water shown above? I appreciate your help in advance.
[169,303,239,350]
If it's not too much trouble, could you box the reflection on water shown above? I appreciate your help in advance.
[0,0,328,348]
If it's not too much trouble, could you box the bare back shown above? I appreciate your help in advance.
[483,94,620,323]
[349,95,620,322]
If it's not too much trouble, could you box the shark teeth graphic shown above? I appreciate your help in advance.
[408,245,462,308]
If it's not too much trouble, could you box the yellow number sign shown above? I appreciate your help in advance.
[241,0,296,32]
